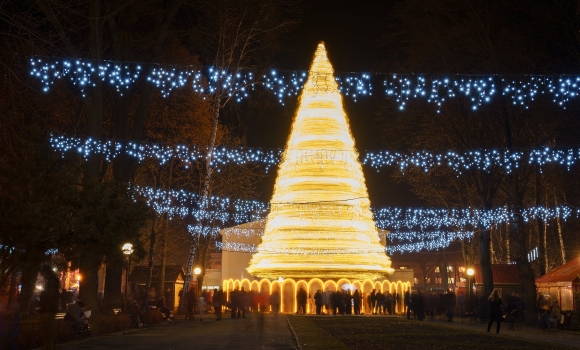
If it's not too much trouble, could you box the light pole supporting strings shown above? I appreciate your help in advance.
[122,243,134,313]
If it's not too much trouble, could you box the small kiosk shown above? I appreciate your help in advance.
[536,257,580,312]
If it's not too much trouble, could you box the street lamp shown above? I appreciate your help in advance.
[193,267,201,295]
[122,243,134,313]
[466,268,474,313]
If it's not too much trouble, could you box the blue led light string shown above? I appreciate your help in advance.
[364,147,580,174]
[30,57,580,107]
[51,134,580,174]
[134,184,579,253]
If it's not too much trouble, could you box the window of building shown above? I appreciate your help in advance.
[459,266,465,273]
[448,278,455,284]
[447,266,453,272]
[414,277,419,284]
[425,278,430,283]
[435,278,442,284]
[435,266,440,273]
[399,266,407,269]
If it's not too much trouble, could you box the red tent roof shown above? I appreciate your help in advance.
[474,264,521,284]
[536,257,580,284]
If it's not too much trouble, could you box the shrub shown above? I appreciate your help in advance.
[145,309,164,325]
[17,313,132,349]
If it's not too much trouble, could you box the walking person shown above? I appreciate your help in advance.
[370,289,377,314]
[445,289,456,322]
[487,290,502,333]
[185,288,196,321]
[314,289,323,315]
[404,290,412,319]
[376,291,384,315]
[270,291,280,316]
[198,296,206,321]
[213,288,223,321]
[353,289,361,315]
[297,287,307,314]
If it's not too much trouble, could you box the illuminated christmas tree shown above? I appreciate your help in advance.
[247,43,393,280]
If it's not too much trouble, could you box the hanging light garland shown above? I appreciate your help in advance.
[364,147,580,174]
[28,57,374,103]
[51,134,580,174]
[29,57,580,109]
[135,185,578,253]
[50,135,282,171]
[134,185,269,224]
[384,75,580,112]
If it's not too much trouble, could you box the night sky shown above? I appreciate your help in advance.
[247,1,418,207]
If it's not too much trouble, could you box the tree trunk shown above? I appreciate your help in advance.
[479,228,493,294]
[554,192,567,264]
[145,215,157,303]
[8,272,18,305]
[181,96,222,311]
[510,205,538,324]
[536,170,547,274]
[79,251,103,315]
[19,260,42,317]
[441,253,449,290]
[104,263,123,309]
[479,203,494,305]
[160,227,167,304]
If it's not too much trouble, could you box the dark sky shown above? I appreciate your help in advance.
[246,1,420,208]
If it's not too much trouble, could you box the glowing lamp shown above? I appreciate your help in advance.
[122,243,134,255]
[194,267,201,275]
[467,268,474,276]
[247,43,393,280]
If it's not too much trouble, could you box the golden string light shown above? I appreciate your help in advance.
[247,43,393,280]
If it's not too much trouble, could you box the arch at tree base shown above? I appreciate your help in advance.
[222,276,412,314]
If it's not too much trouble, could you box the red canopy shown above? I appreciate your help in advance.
[474,264,521,284]
[536,257,580,284]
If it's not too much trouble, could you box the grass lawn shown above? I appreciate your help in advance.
[287,316,574,350]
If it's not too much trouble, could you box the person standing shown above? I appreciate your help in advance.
[404,290,412,319]
[314,289,323,315]
[416,290,425,321]
[270,291,280,316]
[487,290,502,333]
[198,296,206,321]
[445,289,456,322]
[39,265,60,350]
[213,288,223,321]
[546,300,561,329]
[238,287,247,318]
[457,292,465,317]
[370,289,377,314]
[297,287,307,314]
[353,289,361,315]
[185,288,196,321]
[345,290,353,315]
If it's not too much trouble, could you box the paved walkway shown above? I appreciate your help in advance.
[58,313,297,350]
[53,312,580,349]
[401,314,580,349]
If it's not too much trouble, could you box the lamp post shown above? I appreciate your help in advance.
[122,243,134,313]
[193,267,201,295]
[466,268,474,313]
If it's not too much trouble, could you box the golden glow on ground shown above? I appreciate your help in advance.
[247,43,393,280]
[223,278,410,314]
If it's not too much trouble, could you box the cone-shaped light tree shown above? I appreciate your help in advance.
[247,43,393,280]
